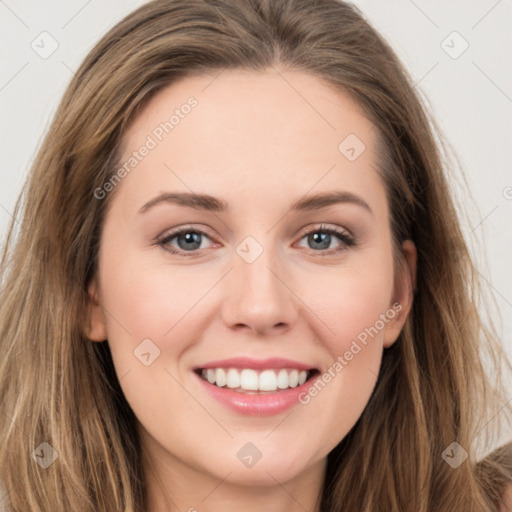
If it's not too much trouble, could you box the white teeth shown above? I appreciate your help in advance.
[259,369,277,391]
[215,368,227,387]
[200,367,311,391]
[289,369,299,388]
[240,369,259,390]
[276,369,289,389]
[226,368,240,388]
[206,369,216,384]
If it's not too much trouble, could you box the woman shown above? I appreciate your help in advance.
[0,0,511,510]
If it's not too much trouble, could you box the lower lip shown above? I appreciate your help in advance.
[194,371,320,416]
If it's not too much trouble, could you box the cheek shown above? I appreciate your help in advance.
[294,255,395,440]
[302,254,395,357]
[97,248,209,360]
[334,278,393,355]
[96,249,216,437]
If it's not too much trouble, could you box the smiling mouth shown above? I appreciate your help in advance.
[195,367,320,393]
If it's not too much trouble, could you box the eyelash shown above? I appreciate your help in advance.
[155,224,356,257]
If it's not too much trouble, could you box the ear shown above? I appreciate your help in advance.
[85,278,108,342]
[383,239,417,348]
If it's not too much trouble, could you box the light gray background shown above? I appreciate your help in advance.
[1,0,511,361]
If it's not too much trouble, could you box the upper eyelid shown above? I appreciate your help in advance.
[296,224,352,238]
[158,223,351,238]
[158,225,215,242]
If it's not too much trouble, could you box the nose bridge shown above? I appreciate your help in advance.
[222,236,297,334]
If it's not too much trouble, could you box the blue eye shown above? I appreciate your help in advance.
[156,224,355,256]
[157,228,212,255]
[297,225,355,254]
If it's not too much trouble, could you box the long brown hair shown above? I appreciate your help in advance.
[0,0,510,510]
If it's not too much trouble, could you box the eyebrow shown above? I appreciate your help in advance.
[138,190,372,215]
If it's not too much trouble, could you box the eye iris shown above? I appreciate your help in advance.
[309,232,331,250]
[177,232,202,250]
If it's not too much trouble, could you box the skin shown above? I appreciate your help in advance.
[86,67,416,512]
[502,482,512,512]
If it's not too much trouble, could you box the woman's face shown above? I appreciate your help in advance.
[88,68,415,490]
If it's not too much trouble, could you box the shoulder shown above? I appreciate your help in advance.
[0,480,7,511]
[497,442,512,511]
[475,441,512,511]
[501,480,512,512]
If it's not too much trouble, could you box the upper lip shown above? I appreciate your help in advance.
[194,357,318,371]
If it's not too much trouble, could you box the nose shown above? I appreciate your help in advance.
[221,244,298,337]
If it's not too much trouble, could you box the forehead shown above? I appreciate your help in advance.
[114,68,383,215]
[120,67,374,156]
